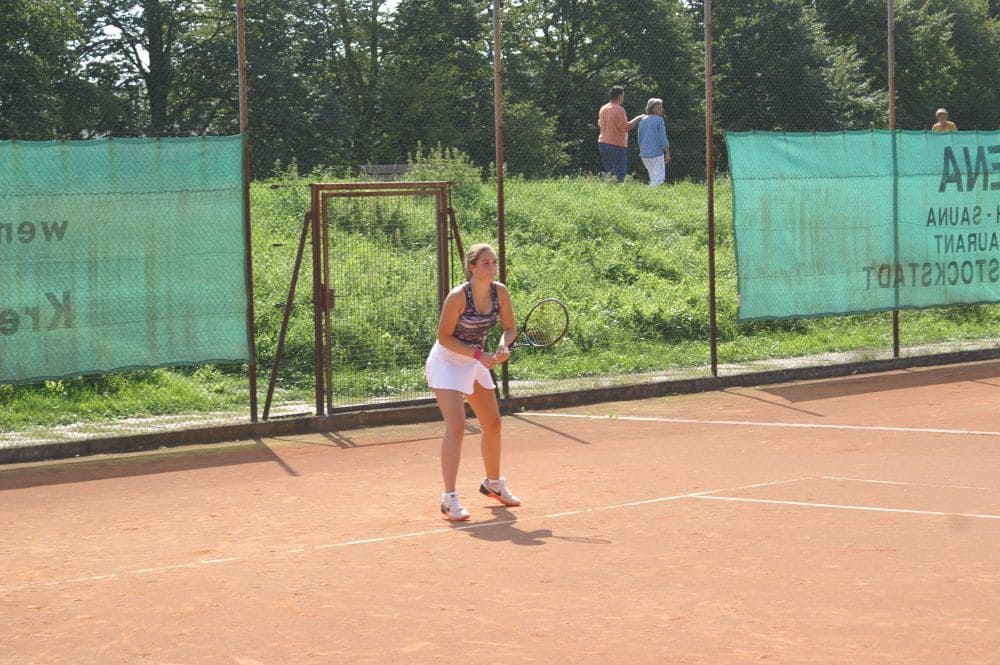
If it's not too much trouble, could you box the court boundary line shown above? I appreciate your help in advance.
[519,411,1000,439]
[695,495,1000,521]
[0,477,802,595]
[6,474,999,595]
[820,476,997,491]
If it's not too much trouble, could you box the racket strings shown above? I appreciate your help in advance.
[521,301,568,347]
[523,327,555,346]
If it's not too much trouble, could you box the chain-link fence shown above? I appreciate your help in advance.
[707,0,1000,378]
[3,0,1000,430]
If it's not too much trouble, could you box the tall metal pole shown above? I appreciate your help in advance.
[493,0,510,398]
[236,0,259,421]
[310,192,325,415]
[705,0,718,376]
[888,0,897,132]
[888,0,900,357]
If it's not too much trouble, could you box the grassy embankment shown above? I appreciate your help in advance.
[3,158,999,433]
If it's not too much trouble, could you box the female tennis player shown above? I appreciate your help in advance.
[425,243,521,521]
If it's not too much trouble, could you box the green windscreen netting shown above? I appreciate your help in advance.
[0,136,250,384]
[727,130,1000,321]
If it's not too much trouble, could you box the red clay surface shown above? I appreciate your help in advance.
[4,361,1000,664]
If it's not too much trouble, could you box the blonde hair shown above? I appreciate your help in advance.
[646,97,663,114]
[465,243,496,278]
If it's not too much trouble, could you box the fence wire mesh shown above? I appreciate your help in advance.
[3,0,1000,431]
[0,137,250,386]
[317,184,445,408]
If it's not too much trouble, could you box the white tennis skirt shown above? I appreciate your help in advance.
[425,341,495,395]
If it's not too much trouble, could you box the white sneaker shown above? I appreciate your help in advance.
[440,492,470,521]
[479,477,521,507]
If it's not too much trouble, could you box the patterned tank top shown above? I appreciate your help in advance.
[453,282,499,348]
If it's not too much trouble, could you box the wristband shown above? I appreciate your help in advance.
[473,348,483,361]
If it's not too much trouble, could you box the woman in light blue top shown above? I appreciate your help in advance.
[637,98,671,187]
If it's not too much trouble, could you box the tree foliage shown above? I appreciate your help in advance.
[1,0,998,176]
[0,0,110,139]
[504,0,702,175]
[377,0,494,167]
[77,0,237,134]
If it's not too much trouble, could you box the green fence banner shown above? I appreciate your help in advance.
[727,130,1000,320]
[0,136,250,384]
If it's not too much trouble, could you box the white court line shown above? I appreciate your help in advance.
[129,563,198,575]
[0,477,805,594]
[63,574,117,584]
[7,473,997,596]
[821,476,997,492]
[519,411,1000,438]
[448,477,809,532]
[695,495,1000,521]
[316,478,808,547]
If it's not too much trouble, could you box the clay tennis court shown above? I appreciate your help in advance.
[3,361,1000,664]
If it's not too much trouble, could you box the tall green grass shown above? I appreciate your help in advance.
[4,154,1000,433]
[0,367,249,432]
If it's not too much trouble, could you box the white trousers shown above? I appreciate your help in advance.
[641,156,666,187]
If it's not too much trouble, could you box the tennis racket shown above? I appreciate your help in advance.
[509,297,569,349]
[490,298,568,398]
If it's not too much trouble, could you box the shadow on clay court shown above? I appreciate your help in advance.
[0,437,296,491]
[304,421,479,449]
[760,360,1000,403]
[724,388,826,417]
[311,430,441,449]
[510,414,594,445]
[455,505,612,547]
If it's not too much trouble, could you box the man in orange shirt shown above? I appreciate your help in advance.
[598,85,645,182]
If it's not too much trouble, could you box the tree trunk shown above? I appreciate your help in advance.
[143,0,172,132]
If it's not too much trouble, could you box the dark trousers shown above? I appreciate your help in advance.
[598,143,628,182]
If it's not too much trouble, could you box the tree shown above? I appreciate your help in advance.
[170,1,239,132]
[503,99,570,177]
[503,0,702,177]
[812,0,989,130]
[377,0,494,167]
[318,0,392,168]
[920,0,1000,130]
[241,0,347,175]
[823,44,889,129]
[79,0,236,134]
[711,0,887,132]
[812,0,887,80]
[885,1,959,129]
[0,0,108,139]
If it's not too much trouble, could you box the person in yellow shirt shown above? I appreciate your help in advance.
[932,108,957,132]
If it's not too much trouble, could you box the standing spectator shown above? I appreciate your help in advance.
[932,108,957,132]
[598,85,645,182]
[638,98,672,187]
